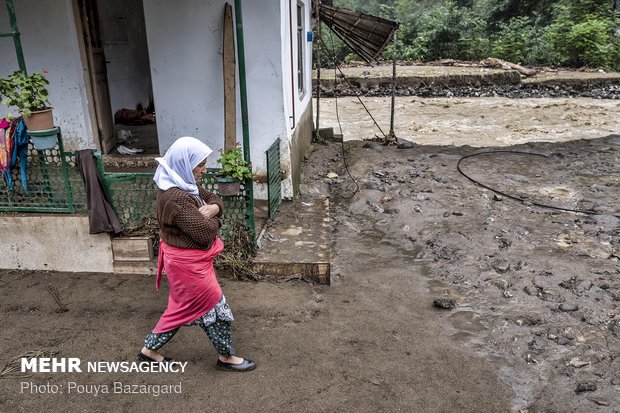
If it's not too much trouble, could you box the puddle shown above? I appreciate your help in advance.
[448,311,486,333]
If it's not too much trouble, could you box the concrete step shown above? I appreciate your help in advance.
[113,260,157,275]
[112,235,156,275]
[253,197,331,284]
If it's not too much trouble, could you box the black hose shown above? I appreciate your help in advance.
[456,150,620,218]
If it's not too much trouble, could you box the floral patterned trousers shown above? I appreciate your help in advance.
[144,295,235,356]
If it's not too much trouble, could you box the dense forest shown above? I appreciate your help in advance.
[321,0,620,70]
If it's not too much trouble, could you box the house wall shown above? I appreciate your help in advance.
[0,0,313,199]
[143,1,288,171]
[143,0,312,200]
[277,0,313,199]
[0,0,96,151]
[97,0,152,116]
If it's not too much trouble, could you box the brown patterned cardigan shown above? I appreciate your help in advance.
[157,187,224,250]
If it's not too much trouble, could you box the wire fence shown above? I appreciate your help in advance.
[1,147,254,248]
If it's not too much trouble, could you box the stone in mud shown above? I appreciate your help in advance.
[366,200,384,213]
[567,357,590,368]
[491,279,511,291]
[397,139,415,149]
[575,280,593,294]
[363,181,385,192]
[528,337,546,353]
[564,328,578,340]
[557,337,572,346]
[491,259,510,273]
[547,327,559,340]
[433,298,456,309]
[514,315,541,326]
[559,303,579,312]
[523,285,539,296]
[383,208,399,215]
[575,382,597,393]
[362,142,382,150]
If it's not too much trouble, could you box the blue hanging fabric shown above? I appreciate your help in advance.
[1,118,29,192]
[14,118,29,192]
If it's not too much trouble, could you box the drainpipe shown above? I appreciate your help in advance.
[234,0,256,237]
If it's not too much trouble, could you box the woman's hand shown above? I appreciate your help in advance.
[199,204,220,219]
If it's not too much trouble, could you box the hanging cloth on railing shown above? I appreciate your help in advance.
[0,119,13,174]
[76,149,123,234]
[0,117,29,192]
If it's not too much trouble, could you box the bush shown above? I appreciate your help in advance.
[566,18,616,67]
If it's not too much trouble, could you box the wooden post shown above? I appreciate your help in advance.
[389,28,397,140]
[223,3,236,149]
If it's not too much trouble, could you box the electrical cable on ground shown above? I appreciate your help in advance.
[457,150,620,218]
[327,31,359,200]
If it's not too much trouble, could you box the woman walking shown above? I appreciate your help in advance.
[138,136,255,372]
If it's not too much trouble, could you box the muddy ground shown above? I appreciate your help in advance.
[303,135,620,412]
[1,68,620,412]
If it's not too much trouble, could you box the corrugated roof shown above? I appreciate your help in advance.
[315,2,398,63]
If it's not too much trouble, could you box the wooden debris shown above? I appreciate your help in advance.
[481,57,538,77]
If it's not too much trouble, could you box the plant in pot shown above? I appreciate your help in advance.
[0,70,57,150]
[216,143,252,196]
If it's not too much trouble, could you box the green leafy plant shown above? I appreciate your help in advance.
[0,70,51,118]
[217,143,253,181]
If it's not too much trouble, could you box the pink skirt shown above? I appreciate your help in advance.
[153,238,224,333]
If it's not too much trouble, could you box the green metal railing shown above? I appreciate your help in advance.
[94,154,254,241]
[1,148,253,247]
[0,133,86,213]
[1,0,27,73]
[266,138,282,219]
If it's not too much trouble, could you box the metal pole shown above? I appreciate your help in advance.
[5,0,26,73]
[314,0,322,141]
[388,28,397,140]
[233,0,256,238]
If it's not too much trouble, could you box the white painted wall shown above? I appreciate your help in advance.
[97,0,152,116]
[143,0,311,199]
[281,0,313,135]
[143,0,237,164]
[277,0,313,198]
[0,0,313,199]
[143,0,288,169]
[0,0,95,151]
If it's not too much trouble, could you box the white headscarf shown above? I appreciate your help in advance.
[153,136,213,195]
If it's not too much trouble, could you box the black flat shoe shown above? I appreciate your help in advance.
[216,358,256,372]
[137,352,173,364]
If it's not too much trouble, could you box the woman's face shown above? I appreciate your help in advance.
[192,159,207,181]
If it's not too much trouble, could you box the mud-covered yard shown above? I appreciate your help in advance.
[1,72,619,412]
[308,92,620,411]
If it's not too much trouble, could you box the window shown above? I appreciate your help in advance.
[297,1,305,96]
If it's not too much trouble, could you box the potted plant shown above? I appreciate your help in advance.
[0,70,57,149]
[216,143,253,196]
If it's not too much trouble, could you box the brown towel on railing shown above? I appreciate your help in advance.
[76,149,122,234]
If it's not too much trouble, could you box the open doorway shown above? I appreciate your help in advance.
[76,0,159,156]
